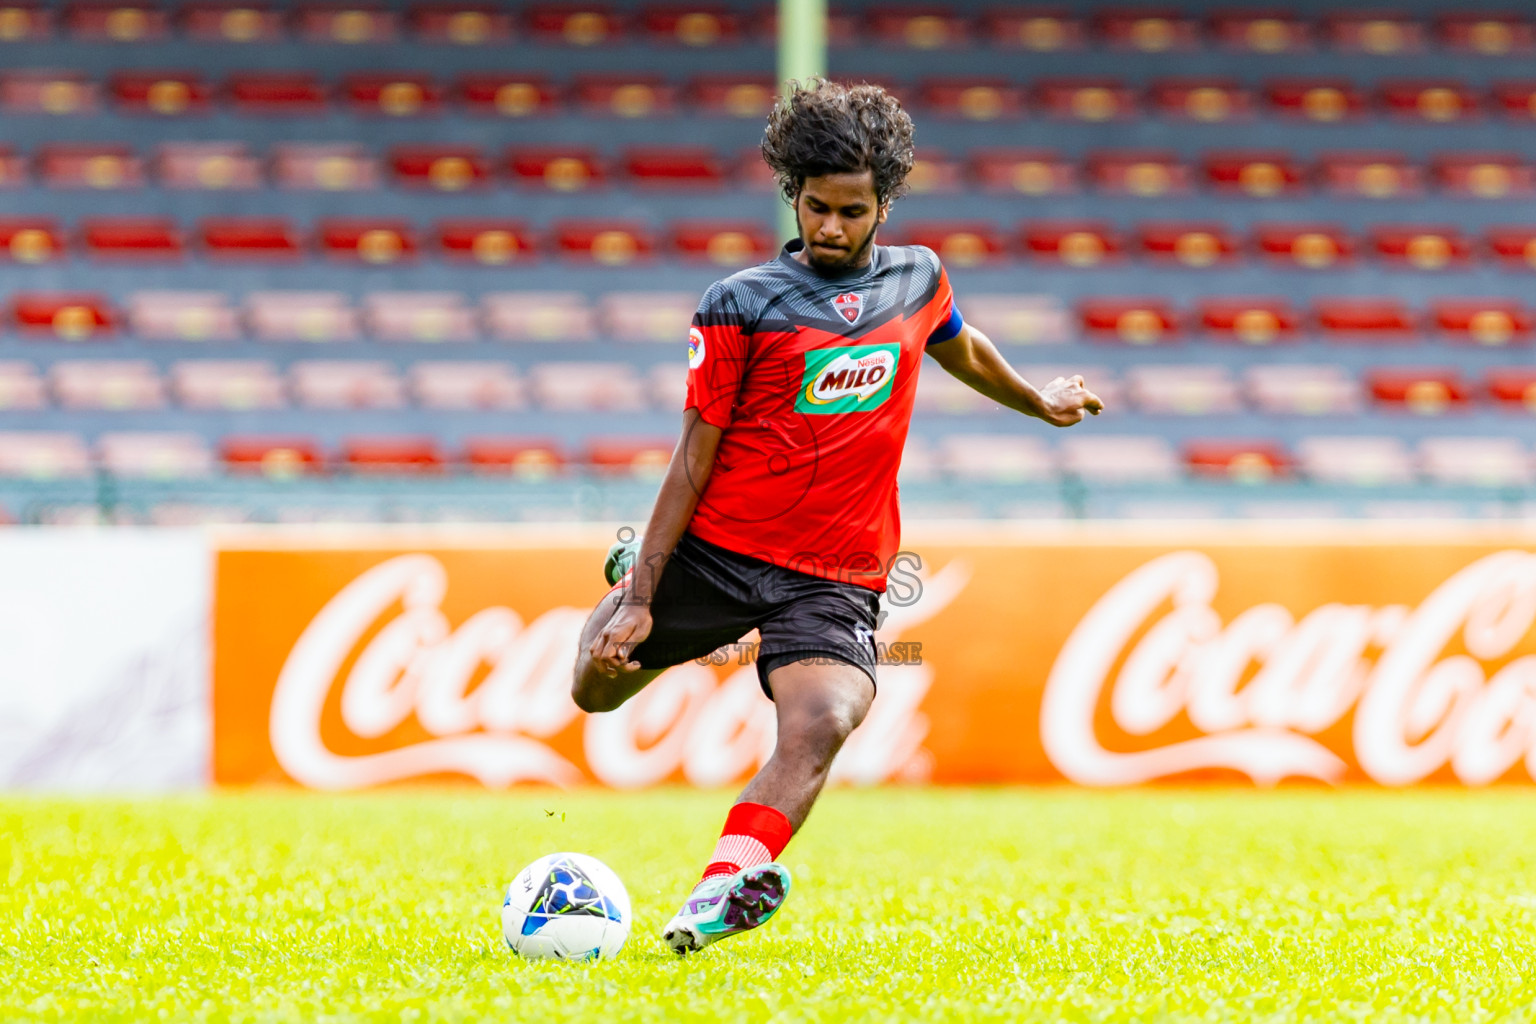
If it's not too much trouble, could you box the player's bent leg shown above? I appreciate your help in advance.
[570,592,662,713]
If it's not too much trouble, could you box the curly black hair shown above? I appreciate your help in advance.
[760,78,916,208]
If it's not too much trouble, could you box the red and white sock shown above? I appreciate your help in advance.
[700,802,793,883]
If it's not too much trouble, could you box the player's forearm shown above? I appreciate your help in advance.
[629,412,720,602]
[947,329,1048,420]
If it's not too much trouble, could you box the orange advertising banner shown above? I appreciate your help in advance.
[212,524,1536,789]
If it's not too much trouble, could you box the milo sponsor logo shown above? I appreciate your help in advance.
[796,343,900,414]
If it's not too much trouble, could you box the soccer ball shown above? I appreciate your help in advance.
[501,852,632,961]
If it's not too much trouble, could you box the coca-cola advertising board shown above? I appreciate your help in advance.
[211,524,1536,789]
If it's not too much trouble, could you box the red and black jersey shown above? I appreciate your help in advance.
[684,240,962,592]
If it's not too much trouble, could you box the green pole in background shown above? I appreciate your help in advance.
[776,0,827,242]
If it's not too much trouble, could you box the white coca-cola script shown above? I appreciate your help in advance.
[1041,550,1536,786]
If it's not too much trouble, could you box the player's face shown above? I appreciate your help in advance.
[795,171,888,272]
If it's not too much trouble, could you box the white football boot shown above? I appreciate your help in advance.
[661,862,791,954]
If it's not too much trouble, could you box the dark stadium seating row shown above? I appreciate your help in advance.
[11,71,1536,124]
[4,5,1534,57]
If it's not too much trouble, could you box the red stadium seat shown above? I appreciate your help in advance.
[1198,298,1300,345]
[98,432,212,479]
[1024,221,1122,267]
[586,437,675,477]
[1318,151,1421,199]
[0,70,95,115]
[222,436,324,477]
[1209,9,1309,52]
[1322,11,1425,54]
[409,4,513,43]
[893,221,1006,267]
[458,73,558,117]
[182,3,283,42]
[1079,298,1177,345]
[1125,365,1241,415]
[227,72,327,114]
[410,362,524,411]
[977,8,1085,51]
[437,220,537,265]
[272,143,379,190]
[51,360,163,410]
[1437,13,1534,55]
[623,147,725,188]
[364,292,476,343]
[0,219,63,264]
[172,361,285,411]
[1371,225,1471,271]
[749,6,860,46]
[553,221,653,264]
[390,145,489,191]
[599,291,695,342]
[1087,149,1191,196]
[343,436,443,474]
[290,361,405,409]
[1378,79,1480,123]
[1185,440,1293,482]
[110,72,209,116]
[1368,369,1470,415]
[1245,365,1360,416]
[463,436,564,476]
[343,73,440,117]
[0,3,50,40]
[0,362,45,410]
[1138,222,1238,268]
[1254,223,1354,269]
[317,219,417,265]
[971,149,1076,195]
[0,147,23,187]
[1204,150,1303,197]
[688,74,775,118]
[13,293,114,340]
[38,144,143,190]
[1093,7,1199,51]
[919,78,1025,121]
[867,6,966,48]
[246,292,359,343]
[639,5,741,46]
[1314,299,1416,342]
[157,143,262,190]
[1265,78,1365,122]
[529,362,646,411]
[732,148,778,191]
[1488,368,1536,411]
[481,292,596,342]
[1432,300,1532,347]
[506,147,605,190]
[1434,153,1535,199]
[1035,77,1134,121]
[82,218,183,261]
[572,74,675,117]
[1148,78,1252,121]
[65,2,168,40]
[0,432,91,479]
[1297,437,1413,486]
[1492,81,1536,121]
[129,291,240,342]
[294,3,398,43]
[524,4,622,45]
[905,150,963,194]
[1488,227,1536,271]
[670,220,774,265]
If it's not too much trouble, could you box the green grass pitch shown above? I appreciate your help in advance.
[5,788,1536,1022]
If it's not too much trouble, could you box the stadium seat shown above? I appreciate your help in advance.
[38,144,144,189]
[1148,78,1252,121]
[0,219,63,264]
[318,219,417,265]
[462,436,565,476]
[960,295,1072,345]
[1379,79,1480,123]
[920,78,1025,120]
[13,293,115,340]
[201,218,301,262]
[364,292,476,343]
[171,360,285,410]
[1059,435,1180,484]
[939,434,1054,482]
[866,7,967,48]
[529,362,646,411]
[970,149,1076,196]
[410,4,513,44]
[1204,150,1304,197]
[1198,299,1299,345]
[0,362,45,410]
[582,437,670,478]
[128,291,241,342]
[1368,368,1470,414]
[1254,223,1354,269]
[295,4,398,43]
[905,150,964,194]
[158,143,262,190]
[1434,153,1535,198]
[226,72,328,115]
[51,360,164,410]
[599,292,695,342]
[1314,299,1417,343]
[81,218,183,261]
[1264,78,1365,122]
[1488,368,1536,411]
[458,73,559,117]
[1297,437,1415,486]
[66,2,168,40]
[1138,222,1238,268]
[1210,10,1308,52]
[1023,221,1122,267]
[524,4,622,45]
[482,292,596,342]
[648,363,687,410]
[914,368,993,414]
[1371,225,1471,271]
[623,147,726,189]
[0,4,50,40]
[183,3,284,42]
[1124,365,1241,415]
[553,221,653,264]
[1095,7,1199,50]
[0,148,25,187]
[1492,80,1536,121]
[977,8,1086,51]
[1184,440,1293,482]
[342,436,443,474]
[410,361,523,410]
[290,361,405,409]
[1034,77,1134,121]
[670,221,774,265]
[272,143,379,190]
[1323,10,1425,53]
[437,220,536,264]
[109,71,209,117]
[1079,298,1176,344]
[572,74,676,117]
[98,432,212,479]
[1439,13,1534,55]
[639,5,743,46]
[0,432,91,479]
[0,71,96,115]
[1086,149,1190,196]
[506,147,605,191]
[734,145,778,192]
[1432,299,1532,347]
[390,145,489,191]
[896,221,1006,267]
[688,74,776,118]
[1419,438,1532,487]
[344,73,440,117]
[1244,365,1360,416]
[1318,151,1421,199]
[1488,226,1536,271]
[221,436,324,477]
[246,292,359,343]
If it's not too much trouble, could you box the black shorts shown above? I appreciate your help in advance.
[626,532,881,697]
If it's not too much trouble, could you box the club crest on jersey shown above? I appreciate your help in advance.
[832,292,867,325]
[796,342,900,414]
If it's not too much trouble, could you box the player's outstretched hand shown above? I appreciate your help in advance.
[1035,374,1105,427]
[590,599,653,677]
